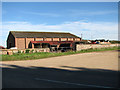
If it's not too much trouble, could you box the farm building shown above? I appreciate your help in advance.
[7,31,82,50]
[0,46,5,49]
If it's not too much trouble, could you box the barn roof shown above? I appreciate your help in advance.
[0,46,5,49]
[10,31,80,38]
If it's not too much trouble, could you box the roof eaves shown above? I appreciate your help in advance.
[10,31,16,37]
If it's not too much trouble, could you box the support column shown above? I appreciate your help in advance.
[34,38,36,41]
[32,43,34,49]
[73,38,75,41]
[52,38,53,41]
[59,38,61,41]
[67,38,68,41]
[40,43,42,48]
[25,38,28,49]
[43,38,45,41]
[25,38,26,49]
[70,43,72,47]
[57,44,60,48]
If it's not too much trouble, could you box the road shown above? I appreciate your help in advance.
[1,50,119,88]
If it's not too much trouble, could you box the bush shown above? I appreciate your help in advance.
[18,50,21,53]
[22,51,25,53]
[25,49,30,53]
[31,49,34,53]
[110,40,120,44]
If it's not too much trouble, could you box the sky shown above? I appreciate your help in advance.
[1,2,118,47]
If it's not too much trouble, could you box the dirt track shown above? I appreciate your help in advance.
[1,50,118,71]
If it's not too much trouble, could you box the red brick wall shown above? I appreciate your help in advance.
[68,38,74,41]
[75,38,81,41]
[16,38,35,49]
[61,38,67,41]
[36,38,43,41]
[25,38,34,48]
[16,38,25,49]
[14,37,81,49]
[53,38,59,41]
[44,38,52,41]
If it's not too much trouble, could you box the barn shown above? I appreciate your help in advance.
[7,31,81,50]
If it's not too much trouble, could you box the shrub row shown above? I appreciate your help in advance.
[13,49,34,55]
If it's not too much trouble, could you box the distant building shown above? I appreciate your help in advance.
[91,39,110,44]
[0,46,5,49]
[7,31,81,49]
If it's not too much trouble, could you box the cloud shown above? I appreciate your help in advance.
[1,20,118,47]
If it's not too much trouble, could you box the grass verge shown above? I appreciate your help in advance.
[2,46,119,61]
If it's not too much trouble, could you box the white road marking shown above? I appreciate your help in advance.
[35,78,116,88]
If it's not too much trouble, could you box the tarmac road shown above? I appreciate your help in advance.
[1,50,119,88]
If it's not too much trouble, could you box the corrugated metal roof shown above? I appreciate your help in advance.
[10,31,80,38]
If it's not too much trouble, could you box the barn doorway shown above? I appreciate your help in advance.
[34,43,41,48]
[42,43,50,48]
[59,43,71,48]
[59,43,71,52]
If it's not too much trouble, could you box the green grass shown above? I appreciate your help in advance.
[2,46,120,61]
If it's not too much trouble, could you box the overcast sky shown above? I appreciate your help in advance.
[1,2,118,47]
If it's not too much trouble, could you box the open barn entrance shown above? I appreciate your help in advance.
[34,43,41,48]
[59,43,71,52]
[31,41,74,52]
[59,43,71,48]
[42,43,50,48]
[34,43,50,48]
